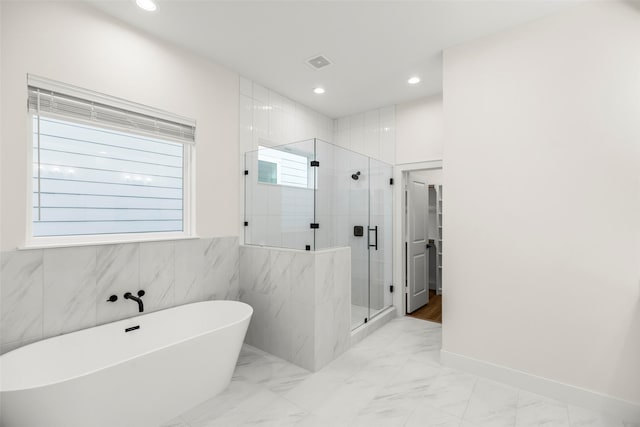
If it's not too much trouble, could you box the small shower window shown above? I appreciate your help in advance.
[257,145,308,189]
[258,160,277,184]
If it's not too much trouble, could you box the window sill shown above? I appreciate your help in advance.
[19,234,200,250]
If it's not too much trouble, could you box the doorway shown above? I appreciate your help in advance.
[403,168,443,323]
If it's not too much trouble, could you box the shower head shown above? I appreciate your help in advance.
[351,171,361,180]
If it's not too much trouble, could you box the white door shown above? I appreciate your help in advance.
[406,173,429,313]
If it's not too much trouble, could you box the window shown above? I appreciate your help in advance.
[27,75,195,245]
[257,146,309,188]
[258,159,278,184]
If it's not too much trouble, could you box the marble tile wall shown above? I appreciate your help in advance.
[0,237,239,355]
[239,245,350,371]
[313,249,351,369]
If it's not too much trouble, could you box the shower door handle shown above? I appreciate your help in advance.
[368,226,378,251]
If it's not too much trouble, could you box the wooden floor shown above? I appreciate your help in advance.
[407,290,442,323]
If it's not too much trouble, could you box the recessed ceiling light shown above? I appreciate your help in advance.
[313,87,325,94]
[136,0,157,12]
[408,76,421,85]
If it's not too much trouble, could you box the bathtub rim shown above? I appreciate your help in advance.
[0,300,253,393]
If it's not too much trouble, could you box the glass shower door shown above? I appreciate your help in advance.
[368,158,393,320]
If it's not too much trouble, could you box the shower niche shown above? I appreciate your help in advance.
[241,138,393,370]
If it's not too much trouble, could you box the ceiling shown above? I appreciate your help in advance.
[90,0,580,118]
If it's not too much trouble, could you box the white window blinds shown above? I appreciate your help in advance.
[27,76,194,240]
[27,85,195,145]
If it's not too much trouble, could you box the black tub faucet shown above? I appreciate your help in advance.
[124,290,146,312]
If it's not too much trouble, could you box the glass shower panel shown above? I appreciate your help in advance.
[368,158,394,320]
[244,140,316,250]
[286,139,316,250]
[313,139,335,250]
[244,149,266,246]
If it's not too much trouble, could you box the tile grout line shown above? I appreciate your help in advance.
[514,388,521,427]
[460,375,479,424]
[566,400,574,427]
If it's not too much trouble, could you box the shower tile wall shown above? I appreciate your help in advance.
[333,107,396,165]
[314,144,369,310]
[239,77,333,154]
[0,237,239,355]
[239,245,350,371]
[239,75,395,164]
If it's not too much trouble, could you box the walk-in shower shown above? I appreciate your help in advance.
[244,138,393,330]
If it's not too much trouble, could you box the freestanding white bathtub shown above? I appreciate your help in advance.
[0,300,252,427]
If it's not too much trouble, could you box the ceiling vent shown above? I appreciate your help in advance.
[306,54,333,70]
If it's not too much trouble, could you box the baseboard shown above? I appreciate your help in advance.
[440,350,640,422]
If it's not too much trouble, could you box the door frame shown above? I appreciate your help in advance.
[391,160,443,318]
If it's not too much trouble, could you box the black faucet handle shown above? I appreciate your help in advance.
[107,295,118,302]
[137,290,145,297]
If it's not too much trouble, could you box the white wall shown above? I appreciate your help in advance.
[396,94,443,165]
[0,1,3,253]
[0,1,239,251]
[0,1,243,355]
[443,1,640,407]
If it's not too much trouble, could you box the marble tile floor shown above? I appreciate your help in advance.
[162,317,638,427]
